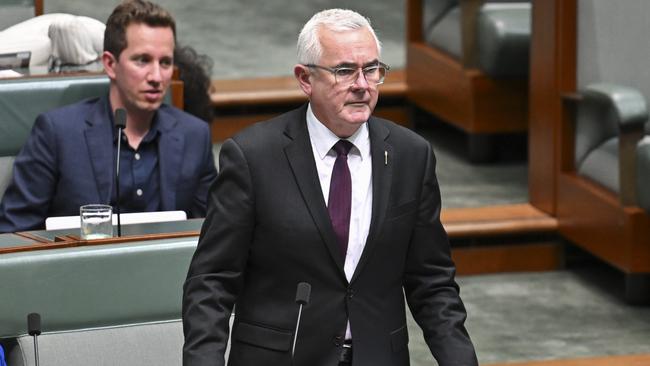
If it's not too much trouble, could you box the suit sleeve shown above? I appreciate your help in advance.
[402,143,478,366]
[0,113,58,233]
[188,123,218,218]
[182,138,253,366]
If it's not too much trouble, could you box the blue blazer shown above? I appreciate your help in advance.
[0,96,218,233]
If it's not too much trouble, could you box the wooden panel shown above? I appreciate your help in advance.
[406,0,423,43]
[211,113,280,142]
[442,203,557,238]
[557,173,650,273]
[452,242,561,275]
[34,0,43,16]
[528,0,577,215]
[170,79,184,109]
[407,44,527,134]
[408,44,474,129]
[485,354,650,366]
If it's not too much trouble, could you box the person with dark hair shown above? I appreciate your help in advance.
[0,0,217,233]
[175,45,214,123]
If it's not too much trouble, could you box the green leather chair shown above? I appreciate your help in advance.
[575,83,650,212]
[0,237,195,365]
[559,82,650,303]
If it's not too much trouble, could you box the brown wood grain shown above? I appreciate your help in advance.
[558,173,650,273]
[442,204,557,238]
[0,230,200,255]
[485,354,650,366]
[34,0,43,16]
[528,0,577,215]
[452,242,561,275]
[406,43,528,134]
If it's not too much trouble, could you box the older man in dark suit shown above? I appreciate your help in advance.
[182,8,477,366]
[0,0,217,233]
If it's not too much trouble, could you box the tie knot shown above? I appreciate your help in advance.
[333,140,354,157]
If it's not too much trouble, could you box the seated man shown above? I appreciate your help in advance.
[0,0,218,233]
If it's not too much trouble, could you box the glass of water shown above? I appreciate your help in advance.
[80,204,113,240]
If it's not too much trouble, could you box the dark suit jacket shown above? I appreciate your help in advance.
[182,105,477,366]
[0,96,218,233]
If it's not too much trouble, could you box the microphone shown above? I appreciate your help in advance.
[27,313,41,366]
[291,282,311,363]
[114,108,127,237]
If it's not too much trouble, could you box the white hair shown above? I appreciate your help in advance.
[296,8,382,65]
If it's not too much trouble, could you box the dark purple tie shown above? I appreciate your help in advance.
[328,140,354,259]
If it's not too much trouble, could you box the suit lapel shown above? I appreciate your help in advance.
[157,109,184,211]
[351,118,392,283]
[283,107,347,278]
[84,98,114,204]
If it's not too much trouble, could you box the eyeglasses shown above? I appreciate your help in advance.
[303,62,390,85]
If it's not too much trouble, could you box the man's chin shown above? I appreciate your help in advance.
[136,100,163,112]
[344,110,371,124]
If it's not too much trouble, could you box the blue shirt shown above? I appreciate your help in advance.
[0,343,6,366]
[111,116,162,213]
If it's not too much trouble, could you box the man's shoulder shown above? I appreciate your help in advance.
[42,97,101,121]
[370,115,429,148]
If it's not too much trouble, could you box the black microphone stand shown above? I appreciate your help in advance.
[27,313,41,366]
[114,109,127,237]
[292,282,311,365]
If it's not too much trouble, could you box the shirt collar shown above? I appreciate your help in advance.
[108,101,161,144]
[306,103,370,160]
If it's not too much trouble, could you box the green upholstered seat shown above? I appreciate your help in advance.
[575,83,650,213]
[422,0,531,77]
[0,236,197,365]
[0,75,109,158]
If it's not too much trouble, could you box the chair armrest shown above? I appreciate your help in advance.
[581,83,648,205]
[582,83,647,129]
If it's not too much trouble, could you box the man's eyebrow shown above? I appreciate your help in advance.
[333,59,379,69]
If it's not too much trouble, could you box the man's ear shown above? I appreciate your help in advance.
[294,64,312,96]
[102,51,118,80]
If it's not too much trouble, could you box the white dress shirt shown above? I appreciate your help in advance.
[306,103,373,340]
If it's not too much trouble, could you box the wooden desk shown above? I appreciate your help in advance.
[1,219,204,254]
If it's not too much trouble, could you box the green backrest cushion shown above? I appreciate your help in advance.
[0,237,197,338]
[0,75,109,157]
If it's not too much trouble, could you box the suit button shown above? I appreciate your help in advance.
[347,288,354,299]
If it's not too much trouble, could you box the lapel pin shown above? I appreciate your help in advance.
[384,150,388,166]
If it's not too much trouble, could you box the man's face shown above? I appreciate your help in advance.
[296,27,380,138]
[103,23,174,114]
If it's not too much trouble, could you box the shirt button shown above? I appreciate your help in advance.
[135,153,141,160]
[333,335,343,346]
[136,188,143,196]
